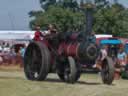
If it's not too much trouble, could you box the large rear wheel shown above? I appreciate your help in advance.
[24,41,50,81]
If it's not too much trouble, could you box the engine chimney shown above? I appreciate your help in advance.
[80,0,95,40]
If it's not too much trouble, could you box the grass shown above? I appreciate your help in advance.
[0,65,22,72]
[0,68,128,96]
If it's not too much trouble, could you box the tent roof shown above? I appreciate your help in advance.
[0,31,35,40]
[100,39,122,45]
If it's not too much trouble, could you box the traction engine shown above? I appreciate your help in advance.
[24,1,114,84]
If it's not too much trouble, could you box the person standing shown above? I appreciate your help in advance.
[19,46,26,67]
[117,48,127,67]
[0,49,3,65]
[9,48,16,64]
[20,46,26,59]
[115,47,127,79]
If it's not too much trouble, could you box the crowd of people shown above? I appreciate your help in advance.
[0,43,26,67]
[0,24,57,67]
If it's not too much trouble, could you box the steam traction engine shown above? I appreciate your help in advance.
[24,1,114,84]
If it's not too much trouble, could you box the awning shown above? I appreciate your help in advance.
[100,39,122,45]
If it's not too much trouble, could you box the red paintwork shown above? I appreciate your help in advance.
[96,37,109,45]
[58,42,65,55]
[58,42,80,58]
[119,37,128,44]
[34,31,43,41]
[70,33,79,41]
[42,39,49,47]
[65,43,79,57]
[58,32,81,57]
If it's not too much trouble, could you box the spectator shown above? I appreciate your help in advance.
[117,48,127,67]
[19,46,26,67]
[20,46,26,58]
[0,56,3,65]
[9,48,16,64]
[0,50,3,65]
[115,48,127,79]
[0,45,2,51]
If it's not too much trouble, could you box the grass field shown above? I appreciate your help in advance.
[0,68,128,96]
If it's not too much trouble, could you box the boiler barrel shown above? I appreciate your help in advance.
[64,42,98,60]
[64,43,80,58]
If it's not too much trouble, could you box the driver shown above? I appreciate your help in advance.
[89,31,96,43]
[48,24,57,34]
[93,45,108,70]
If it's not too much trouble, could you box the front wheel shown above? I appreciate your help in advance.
[101,56,115,85]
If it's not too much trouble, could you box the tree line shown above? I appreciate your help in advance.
[29,0,128,37]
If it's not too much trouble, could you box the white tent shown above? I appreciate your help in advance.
[0,31,35,40]
[95,34,112,38]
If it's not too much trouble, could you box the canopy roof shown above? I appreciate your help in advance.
[100,39,122,45]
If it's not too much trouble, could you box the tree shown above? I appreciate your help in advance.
[39,0,79,11]
[29,0,128,37]
[29,0,111,32]
[39,0,57,10]
[93,3,128,37]
[29,5,85,32]
[95,0,110,9]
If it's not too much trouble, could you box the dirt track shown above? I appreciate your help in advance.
[0,71,128,96]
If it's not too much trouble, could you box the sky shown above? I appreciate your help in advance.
[0,0,41,30]
[117,0,128,7]
[0,0,128,30]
